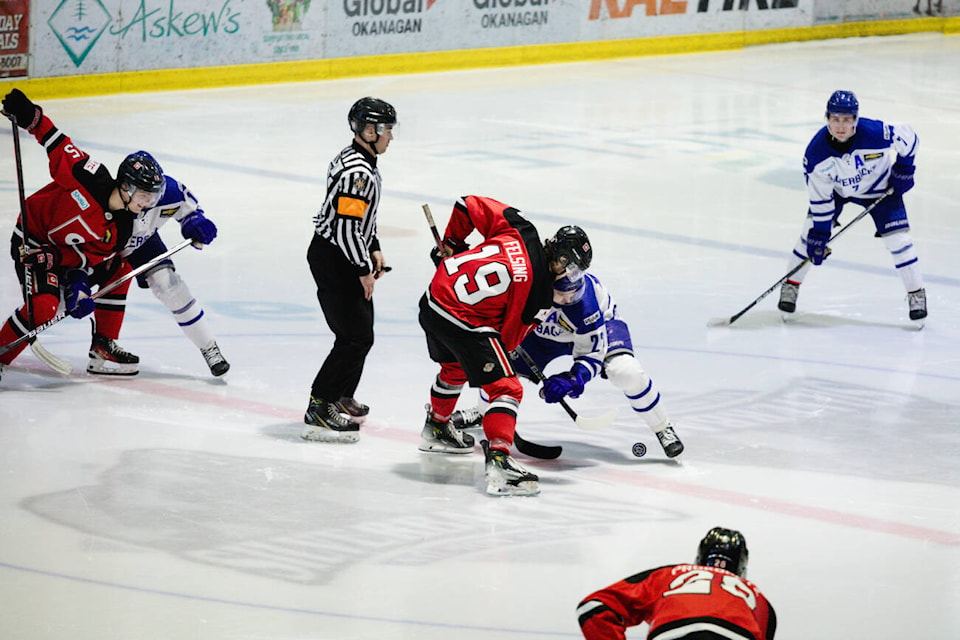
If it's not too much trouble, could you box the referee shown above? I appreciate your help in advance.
[303,97,396,443]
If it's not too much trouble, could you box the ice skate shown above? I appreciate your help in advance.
[302,396,360,443]
[907,288,927,322]
[655,424,684,458]
[419,406,475,454]
[201,341,230,377]
[485,444,539,497]
[450,406,483,430]
[778,281,799,315]
[335,397,370,424]
[87,334,139,376]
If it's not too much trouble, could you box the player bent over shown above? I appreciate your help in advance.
[119,151,228,377]
[779,90,925,323]
[577,527,777,640]
[419,196,591,497]
[459,267,684,458]
[0,90,158,380]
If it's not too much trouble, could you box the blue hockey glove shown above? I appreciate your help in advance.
[541,364,590,404]
[64,270,95,319]
[2,89,42,131]
[806,228,831,266]
[181,213,217,245]
[890,161,915,195]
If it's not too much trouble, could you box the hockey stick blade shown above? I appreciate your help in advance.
[574,407,618,431]
[706,316,733,327]
[30,338,72,375]
[514,432,562,460]
[513,345,617,431]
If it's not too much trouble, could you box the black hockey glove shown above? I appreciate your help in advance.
[429,239,470,267]
[2,89,42,132]
[22,245,58,272]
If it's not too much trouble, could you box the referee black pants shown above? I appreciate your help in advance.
[307,235,374,402]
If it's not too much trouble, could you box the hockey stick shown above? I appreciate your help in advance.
[513,345,618,431]
[7,113,32,321]
[422,203,444,250]
[708,190,893,327]
[0,239,196,356]
[5,113,72,375]
[514,431,562,460]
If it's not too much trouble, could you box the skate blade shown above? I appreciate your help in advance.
[418,441,474,454]
[86,361,139,376]
[300,426,360,443]
[486,480,540,497]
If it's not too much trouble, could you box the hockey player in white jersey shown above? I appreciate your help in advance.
[455,266,684,459]
[778,90,926,322]
[121,151,229,376]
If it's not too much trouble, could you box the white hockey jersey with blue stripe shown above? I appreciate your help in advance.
[529,273,618,379]
[803,117,917,229]
[122,175,202,257]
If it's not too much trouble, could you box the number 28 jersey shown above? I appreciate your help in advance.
[577,564,776,640]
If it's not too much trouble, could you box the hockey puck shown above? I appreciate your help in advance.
[632,442,647,458]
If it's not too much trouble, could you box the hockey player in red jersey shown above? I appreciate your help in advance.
[417,195,593,496]
[577,527,777,640]
[0,89,165,380]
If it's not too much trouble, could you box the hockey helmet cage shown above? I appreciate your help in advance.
[825,90,859,118]
[546,225,592,275]
[553,272,587,306]
[348,97,397,135]
[117,151,165,209]
[696,526,749,578]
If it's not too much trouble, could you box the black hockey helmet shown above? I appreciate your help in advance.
[696,527,749,577]
[117,151,165,209]
[348,97,397,135]
[545,225,592,275]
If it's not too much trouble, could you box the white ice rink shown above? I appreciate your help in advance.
[1,33,959,639]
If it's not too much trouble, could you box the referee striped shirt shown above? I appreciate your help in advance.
[313,140,381,275]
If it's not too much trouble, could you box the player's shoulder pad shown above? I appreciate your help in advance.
[850,117,889,148]
[623,565,673,584]
[803,126,836,170]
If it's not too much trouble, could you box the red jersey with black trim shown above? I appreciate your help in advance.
[577,564,776,640]
[17,114,132,271]
[426,195,554,351]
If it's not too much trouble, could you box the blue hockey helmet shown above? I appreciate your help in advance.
[825,90,859,118]
[696,527,749,577]
[553,272,587,306]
